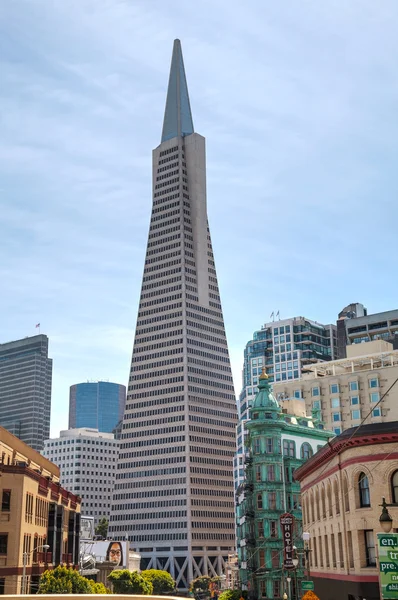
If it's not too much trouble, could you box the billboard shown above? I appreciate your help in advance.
[80,516,95,540]
[280,513,295,570]
[91,540,129,569]
[378,533,398,599]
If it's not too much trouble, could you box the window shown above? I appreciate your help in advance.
[370,392,380,403]
[1,491,11,511]
[312,386,320,397]
[268,492,276,510]
[391,470,398,504]
[301,443,313,460]
[350,396,359,405]
[257,520,264,538]
[257,494,263,509]
[330,383,339,394]
[270,520,277,538]
[253,438,261,454]
[271,549,279,568]
[255,465,261,482]
[0,535,7,554]
[332,412,341,422]
[359,473,370,507]
[313,400,320,410]
[351,409,361,420]
[283,440,295,457]
[294,389,302,399]
[365,530,376,566]
[265,438,273,454]
[331,398,340,408]
[369,378,379,388]
[372,407,381,417]
[0,578,4,595]
[349,381,358,391]
[273,580,281,598]
[268,465,276,481]
[333,427,341,435]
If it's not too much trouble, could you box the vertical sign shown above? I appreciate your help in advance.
[280,513,295,570]
[378,534,398,599]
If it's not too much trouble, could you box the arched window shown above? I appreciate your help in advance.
[359,472,370,507]
[257,493,263,509]
[327,482,333,517]
[343,476,350,512]
[301,443,313,460]
[334,480,340,515]
[392,470,398,504]
[321,486,326,518]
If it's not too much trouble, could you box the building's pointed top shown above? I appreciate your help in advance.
[161,39,194,143]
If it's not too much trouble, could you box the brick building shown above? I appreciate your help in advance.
[295,421,398,600]
[0,426,81,594]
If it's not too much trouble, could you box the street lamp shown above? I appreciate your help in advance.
[286,575,292,600]
[22,544,50,594]
[302,532,311,579]
[379,497,393,533]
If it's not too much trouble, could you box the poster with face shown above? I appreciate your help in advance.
[91,540,128,568]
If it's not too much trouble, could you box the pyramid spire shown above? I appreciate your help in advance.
[161,39,194,142]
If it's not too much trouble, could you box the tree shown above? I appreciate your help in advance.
[219,591,247,600]
[190,576,221,600]
[38,566,92,594]
[302,591,320,600]
[108,569,153,595]
[95,516,109,539]
[141,569,176,595]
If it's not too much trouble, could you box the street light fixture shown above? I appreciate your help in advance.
[379,497,393,533]
[22,544,50,594]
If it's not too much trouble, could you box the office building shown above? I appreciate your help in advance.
[337,303,398,357]
[274,339,398,435]
[235,317,336,490]
[295,421,398,600]
[236,369,333,599]
[109,40,237,588]
[68,381,126,434]
[0,426,81,595]
[0,334,52,451]
[43,428,119,526]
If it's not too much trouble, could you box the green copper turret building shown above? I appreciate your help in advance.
[236,368,334,599]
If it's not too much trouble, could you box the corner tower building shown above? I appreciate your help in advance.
[109,40,237,587]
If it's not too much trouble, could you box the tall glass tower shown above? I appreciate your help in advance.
[109,40,237,588]
[0,334,52,451]
[68,381,126,433]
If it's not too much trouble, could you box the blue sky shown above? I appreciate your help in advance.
[1,0,397,436]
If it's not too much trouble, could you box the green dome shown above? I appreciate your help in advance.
[252,368,279,411]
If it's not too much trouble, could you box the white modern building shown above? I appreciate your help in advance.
[43,428,119,525]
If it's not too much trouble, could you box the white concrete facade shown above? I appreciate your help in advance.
[43,428,119,526]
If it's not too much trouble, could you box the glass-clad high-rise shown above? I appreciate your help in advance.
[68,381,126,434]
[0,334,52,451]
[109,40,237,588]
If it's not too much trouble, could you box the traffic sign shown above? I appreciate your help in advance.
[301,581,314,591]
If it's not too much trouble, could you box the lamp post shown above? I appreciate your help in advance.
[292,555,299,600]
[286,576,291,600]
[379,497,393,533]
[22,544,50,594]
[302,532,311,579]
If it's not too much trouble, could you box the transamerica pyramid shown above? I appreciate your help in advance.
[109,40,238,588]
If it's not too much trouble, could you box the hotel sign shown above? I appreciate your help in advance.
[378,534,398,599]
[280,512,295,570]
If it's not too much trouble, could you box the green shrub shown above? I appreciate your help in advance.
[37,566,92,594]
[219,590,247,600]
[108,569,153,594]
[88,579,112,594]
[141,569,176,594]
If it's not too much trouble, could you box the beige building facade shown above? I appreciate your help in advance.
[0,426,81,595]
[274,340,398,435]
[295,421,398,600]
